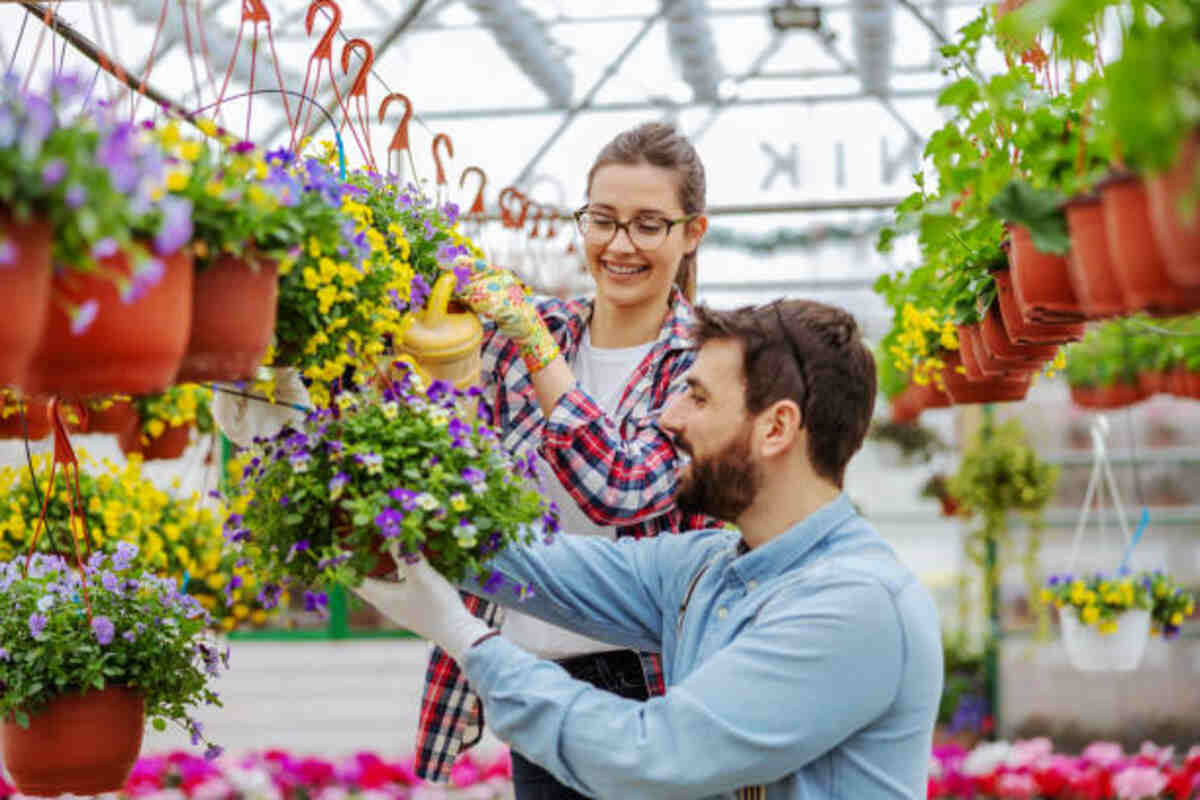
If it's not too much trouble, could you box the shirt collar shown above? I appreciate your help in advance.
[578,285,696,355]
[730,493,857,584]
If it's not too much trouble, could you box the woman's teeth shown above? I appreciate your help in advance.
[604,262,648,276]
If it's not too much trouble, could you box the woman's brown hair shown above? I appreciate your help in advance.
[586,122,706,302]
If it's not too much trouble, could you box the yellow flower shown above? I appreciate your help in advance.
[166,169,190,192]
[160,121,181,149]
[179,141,203,162]
[1038,588,1053,605]
[195,117,218,137]
[309,237,323,258]
[1097,620,1118,635]
[1081,605,1099,624]
[1171,612,1183,626]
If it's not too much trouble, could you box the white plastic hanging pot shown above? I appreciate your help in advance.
[1059,608,1151,671]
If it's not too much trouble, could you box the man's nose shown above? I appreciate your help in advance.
[659,393,683,433]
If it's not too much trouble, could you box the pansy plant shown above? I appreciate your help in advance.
[223,363,555,615]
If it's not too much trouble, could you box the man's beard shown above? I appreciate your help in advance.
[676,425,762,523]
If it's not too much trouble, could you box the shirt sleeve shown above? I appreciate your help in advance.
[465,532,690,653]
[463,574,904,800]
[539,353,692,527]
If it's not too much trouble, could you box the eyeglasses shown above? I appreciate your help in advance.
[573,207,697,251]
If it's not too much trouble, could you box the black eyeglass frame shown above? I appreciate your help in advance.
[572,206,699,251]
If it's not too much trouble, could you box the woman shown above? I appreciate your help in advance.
[415,121,719,800]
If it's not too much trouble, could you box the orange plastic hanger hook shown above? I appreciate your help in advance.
[340,38,374,98]
[378,92,413,155]
[432,133,454,187]
[305,0,342,61]
[459,166,487,215]
[528,205,545,239]
[242,0,271,23]
[498,186,521,228]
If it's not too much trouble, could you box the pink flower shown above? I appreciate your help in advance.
[1081,741,1125,768]
[1113,765,1168,799]
[995,771,1039,799]
[1007,737,1054,769]
[1137,741,1175,766]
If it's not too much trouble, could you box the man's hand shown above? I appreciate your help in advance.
[353,550,493,662]
[450,256,559,373]
[210,367,310,448]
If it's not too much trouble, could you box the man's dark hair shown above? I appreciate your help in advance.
[692,299,876,488]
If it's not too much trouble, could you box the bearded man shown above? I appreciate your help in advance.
[357,299,943,800]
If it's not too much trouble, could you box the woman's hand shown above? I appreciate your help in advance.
[450,256,559,372]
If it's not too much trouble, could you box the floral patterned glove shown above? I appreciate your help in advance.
[451,256,560,373]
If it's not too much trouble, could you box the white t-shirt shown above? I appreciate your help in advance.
[501,328,656,659]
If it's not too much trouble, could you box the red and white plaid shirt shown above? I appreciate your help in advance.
[414,287,718,782]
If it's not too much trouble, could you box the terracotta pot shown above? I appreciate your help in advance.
[1100,172,1200,315]
[0,214,53,388]
[956,325,987,381]
[177,253,278,382]
[0,397,51,440]
[2,686,145,796]
[86,398,138,435]
[960,322,1019,378]
[118,422,191,461]
[940,351,1031,405]
[1006,224,1084,323]
[914,378,952,410]
[1146,131,1200,287]
[889,385,922,423]
[1070,382,1145,410]
[980,305,1059,367]
[25,248,193,397]
[1064,194,1127,318]
[1138,370,1166,397]
[938,495,960,517]
[1168,368,1191,397]
[993,269,1085,345]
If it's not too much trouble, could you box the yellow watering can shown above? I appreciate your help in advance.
[395,271,483,390]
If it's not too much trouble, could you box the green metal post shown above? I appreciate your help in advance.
[981,404,1000,737]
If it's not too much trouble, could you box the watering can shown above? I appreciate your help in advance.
[395,271,483,390]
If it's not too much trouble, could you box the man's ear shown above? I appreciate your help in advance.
[759,399,802,459]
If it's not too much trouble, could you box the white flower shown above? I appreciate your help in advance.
[381,401,399,420]
[962,740,1011,776]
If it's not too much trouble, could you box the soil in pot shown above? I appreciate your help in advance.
[0,214,53,388]
[1100,172,1200,315]
[1006,225,1085,323]
[2,686,145,796]
[1146,130,1200,288]
[177,254,278,382]
[1064,194,1127,318]
[24,247,193,397]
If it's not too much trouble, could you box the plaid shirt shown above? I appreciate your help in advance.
[415,287,718,782]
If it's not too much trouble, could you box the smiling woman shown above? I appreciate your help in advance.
[415,122,721,799]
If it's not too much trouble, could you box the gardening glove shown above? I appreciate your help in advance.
[449,255,560,373]
[353,551,493,662]
[211,367,311,448]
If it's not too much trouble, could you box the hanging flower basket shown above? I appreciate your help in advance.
[1059,608,1151,672]
[85,398,138,436]
[956,325,989,381]
[959,322,1021,379]
[940,351,1031,404]
[1070,382,1145,410]
[1064,194,1127,319]
[979,305,1059,368]
[24,247,193,397]
[118,421,192,461]
[2,686,145,796]
[1138,369,1168,397]
[1006,224,1085,324]
[993,269,1085,345]
[889,384,923,423]
[0,214,53,388]
[1146,130,1200,289]
[176,253,278,383]
[0,393,51,440]
[1100,172,1200,316]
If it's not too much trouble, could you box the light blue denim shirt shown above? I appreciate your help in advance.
[462,494,943,799]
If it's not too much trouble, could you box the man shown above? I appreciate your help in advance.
[358,299,943,799]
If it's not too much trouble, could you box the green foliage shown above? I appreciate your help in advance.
[229,370,554,597]
[0,549,224,753]
[988,179,1071,254]
[868,419,948,464]
[949,419,1059,517]
[1064,316,1200,387]
[1042,570,1194,638]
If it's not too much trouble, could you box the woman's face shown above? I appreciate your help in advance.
[583,162,705,314]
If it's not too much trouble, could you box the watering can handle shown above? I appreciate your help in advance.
[424,271,459,324]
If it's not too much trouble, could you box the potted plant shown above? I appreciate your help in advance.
[948,419,1059,628]
[119,384,214,461]
[152,121,288,383]
[0,546,227,795]
[921,473,961,517]
[868,417,947,465]
[1040,570,1194,671]
[224,364,555,614]
[1064,323,1146,410]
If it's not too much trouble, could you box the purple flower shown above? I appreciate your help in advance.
[452,261,471,293]
[388,487,419,511]
[41,158,66,186]
[257,583,283,610]
[375,507,404,539]
[92,237,120,260]
[265,147,295,166]
[328,472,350,499]
[204,744,224,761]
[65,184,87,209]
[189,720,204,746]
[0,238,15,266]
[441,201,461,226]
[317,552,353,570]
[448,418,472,443]
[302,590,329,613]
[410,274,431,310]
[101,571,120,593]
[423,218,436,241]
[123,630,137,643]
[154,195,193,256]
[285,539,310,563]
[91,615,115,645]
[482,570,505,594]
[223,574,244,603]
[232,139,256,153]
[113,541,138,571]
[28,612,47,638]
[97,122,138,192]
[461,467,485,485]
[279,494,290,507]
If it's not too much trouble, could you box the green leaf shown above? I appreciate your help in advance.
[14,710,29,729]
[937,77,980,111]
[153,717,167,731]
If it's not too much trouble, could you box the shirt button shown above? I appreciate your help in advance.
[747,580,758,590]
[717,607,728,619]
